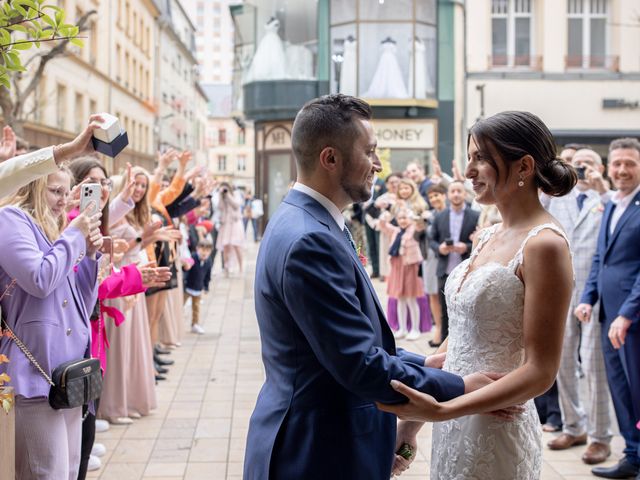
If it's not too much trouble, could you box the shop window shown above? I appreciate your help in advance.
[330,0,437,99]
[491,0,533,67]
[567,0,610,69]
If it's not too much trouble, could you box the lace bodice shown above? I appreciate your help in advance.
[431,223,570,480]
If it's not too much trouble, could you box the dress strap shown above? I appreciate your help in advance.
[507,223,571,271]
[471,224,500,260]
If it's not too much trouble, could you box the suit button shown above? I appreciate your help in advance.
[66,328,72,336]
[62,299,68,308]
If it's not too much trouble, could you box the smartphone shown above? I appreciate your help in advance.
[80,183,101,217]
[445,238,454,246]
[576,166,586,180]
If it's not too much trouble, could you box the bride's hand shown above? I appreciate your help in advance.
[376,380,443,422]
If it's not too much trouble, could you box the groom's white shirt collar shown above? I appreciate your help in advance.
[293,182,345,230]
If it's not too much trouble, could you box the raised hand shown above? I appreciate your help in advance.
[119,163,136,203]
[137,262,172,288]
[68,205,102,237]
[53,114,105,165]
[0,125,17,162]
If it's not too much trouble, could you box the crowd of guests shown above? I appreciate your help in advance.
[0,116,250,479]
[348,138,640,478]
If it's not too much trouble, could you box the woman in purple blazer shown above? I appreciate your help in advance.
[0,166,102,479]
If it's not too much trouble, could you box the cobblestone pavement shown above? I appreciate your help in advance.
[89,241,623,479]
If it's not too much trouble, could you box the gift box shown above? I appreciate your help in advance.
[92,130,129,157]
[92,113,121,143]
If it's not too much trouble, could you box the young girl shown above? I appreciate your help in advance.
[379,208,424,340]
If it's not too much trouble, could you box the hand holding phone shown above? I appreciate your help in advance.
[445,238,454,246]
[80,183,101,217]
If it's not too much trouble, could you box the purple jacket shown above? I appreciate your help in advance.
[0,206,99,399]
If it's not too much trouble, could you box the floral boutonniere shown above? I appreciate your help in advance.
[592,202,605,213]
[356,244,368,267]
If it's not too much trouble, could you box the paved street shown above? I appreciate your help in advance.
[89,241,624,480]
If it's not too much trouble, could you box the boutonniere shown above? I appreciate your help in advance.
[356,244,368,267]
[592,203,605,213]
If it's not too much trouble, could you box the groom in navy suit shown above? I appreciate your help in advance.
[577,138,640,480]
[244,95,495,479]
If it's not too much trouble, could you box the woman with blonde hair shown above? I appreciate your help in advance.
[0,166,102,479]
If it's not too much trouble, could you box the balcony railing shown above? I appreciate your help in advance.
[565,55,619,71]
[489,55,543,70]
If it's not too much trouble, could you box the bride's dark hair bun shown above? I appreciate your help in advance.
[536,157,577,197]
[468,111,577,197]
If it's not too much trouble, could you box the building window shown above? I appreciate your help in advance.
[56,84,67,130]
[238,128,245,145]
[567,0,609,69]
[75,92,84,132]
[218,128,226,145]
[237,154,246,172]
[491,0,533,67]
[218,155,227,171]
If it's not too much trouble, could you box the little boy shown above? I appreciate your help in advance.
[184,239,213,334]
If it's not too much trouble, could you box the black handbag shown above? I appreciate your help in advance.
[1,305,102,410]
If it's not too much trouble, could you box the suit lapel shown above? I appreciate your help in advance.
[574,193,597,229]
[606,191,640,255]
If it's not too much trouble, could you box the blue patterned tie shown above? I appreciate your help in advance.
[576,193,588,211]
[343,226,357,253]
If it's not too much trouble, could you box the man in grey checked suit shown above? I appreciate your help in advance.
[547,148,613,464]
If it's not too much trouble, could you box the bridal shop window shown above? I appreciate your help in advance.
[330,0,437,100]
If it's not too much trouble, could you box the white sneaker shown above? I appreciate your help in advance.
[393,329,407,339]
[191,324,205,335]
[91,442,106,457]
[88,455,101,471]
[95,419,110,433]
[107,416,133,425]
[405,330,421,341]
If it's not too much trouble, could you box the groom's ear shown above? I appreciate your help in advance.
[319,146,339,173]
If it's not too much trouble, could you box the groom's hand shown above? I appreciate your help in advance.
[424,352,446,369]
[391,421,423,477]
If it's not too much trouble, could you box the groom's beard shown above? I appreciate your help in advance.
[340,158,372,204]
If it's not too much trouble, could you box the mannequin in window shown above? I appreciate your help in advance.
[408,36,435,99]
[339,35,357,96]
[285,41,314,80]
[363,36,409,99]
[244,16,287,83]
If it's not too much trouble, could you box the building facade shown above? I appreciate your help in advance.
[231,0,459,222]
[20,0,159,172]
[155,0,205,157]
[465,0,640,156]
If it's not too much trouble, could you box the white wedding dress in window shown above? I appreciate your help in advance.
[431,223,570,480]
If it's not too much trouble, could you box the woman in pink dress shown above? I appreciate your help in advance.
[216,182,245,275]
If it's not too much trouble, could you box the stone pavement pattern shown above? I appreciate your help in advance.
[89,242,624,479]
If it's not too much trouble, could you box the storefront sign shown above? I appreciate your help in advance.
[264,124,292,151]
[374,121,436,149]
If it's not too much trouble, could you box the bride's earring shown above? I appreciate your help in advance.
[518,175,525,187]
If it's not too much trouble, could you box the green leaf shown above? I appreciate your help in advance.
[16,0,38,9]
[0,29,11,45]
[69,37,83,47]
[55,10,64,25]
[41,13,55,28]
[12,41,32,50]
[1,397,12,414]
[13,4,28,17]
[7,24,28,33]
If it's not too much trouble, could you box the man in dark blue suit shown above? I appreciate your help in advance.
[577,138,640,480]
[244,95,495,480]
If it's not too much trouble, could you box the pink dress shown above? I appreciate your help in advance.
[216,193,245,249]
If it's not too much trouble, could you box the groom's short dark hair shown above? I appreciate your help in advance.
[292,94,372,174]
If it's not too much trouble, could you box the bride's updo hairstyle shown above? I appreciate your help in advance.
[468,111,577,197]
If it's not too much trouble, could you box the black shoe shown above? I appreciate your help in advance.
[154,345,171,355]
[428,340,442,348]
[154,363,168,374]
[154,355,174,366]
[155,374,166,382]
[592,458,639,479]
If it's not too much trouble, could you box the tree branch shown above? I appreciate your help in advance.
[14,9,96,120]
[0,35,87,50]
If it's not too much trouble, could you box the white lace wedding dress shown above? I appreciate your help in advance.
[431,223,570,480]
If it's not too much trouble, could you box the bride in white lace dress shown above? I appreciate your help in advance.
[379,111,577,479]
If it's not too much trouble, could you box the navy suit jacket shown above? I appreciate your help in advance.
[244,189,465,480]
[581,190,640,325]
